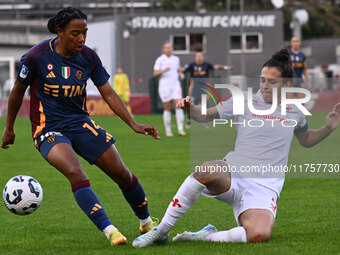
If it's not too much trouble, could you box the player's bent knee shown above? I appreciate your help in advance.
[247,230,271,243]
[113,166,133,186]
[193,169,216,186]
[120,168,133,183]
[194,176,217,186]
[118,173,137,191]
[193,160,229,183]
[66,165,87,183]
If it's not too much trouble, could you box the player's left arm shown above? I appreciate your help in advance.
[176,96,220,122]
[98,82,160,139]
[295,103,340,148]
[302,61,312,91]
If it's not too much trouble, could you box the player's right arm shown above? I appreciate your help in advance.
[153,57,170,77]
[153,68,170,77]
[176,96,220,123]
[1,80,28,149]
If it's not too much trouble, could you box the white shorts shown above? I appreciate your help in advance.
[158,81,182,103]
[202,177,278,226]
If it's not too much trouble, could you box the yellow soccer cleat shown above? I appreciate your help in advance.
[108,230,128,246]
[139,219,159,234]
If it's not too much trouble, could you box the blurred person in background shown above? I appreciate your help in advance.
[153,42,186,137]
[289,37,312,98]
[181,52,234,127]
[113,67,131,114]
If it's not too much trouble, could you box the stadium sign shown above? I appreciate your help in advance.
[131,15,276,29]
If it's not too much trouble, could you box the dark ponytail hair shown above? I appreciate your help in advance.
[47,7,87,34]
[262,49,294,84]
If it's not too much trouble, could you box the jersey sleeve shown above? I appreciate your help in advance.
[206,62,214,71]
[17,52,35,86]
[216,96,234,118]
[90,52,110,87]
[185,63,192,73]
[294,110,309,134]
[153,57,162,71]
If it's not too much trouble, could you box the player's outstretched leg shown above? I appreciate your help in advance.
[173,225,246,243]
[132,160,231,248]
[132,174,205,248]
[179,209,273,243]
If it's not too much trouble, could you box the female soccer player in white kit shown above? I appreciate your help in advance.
[133,49,340,247]
[154,42,186,137]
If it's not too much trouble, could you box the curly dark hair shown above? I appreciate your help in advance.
[262,48,295,84]
[47,7,87,34]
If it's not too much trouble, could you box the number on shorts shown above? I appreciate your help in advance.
[83,120,100,136]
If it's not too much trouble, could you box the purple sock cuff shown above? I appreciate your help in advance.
[72,179,90,192]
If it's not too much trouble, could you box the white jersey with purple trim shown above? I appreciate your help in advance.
[154,54,180,86]
[216,90,308,195]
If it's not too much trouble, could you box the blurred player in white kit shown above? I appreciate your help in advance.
[153,42,186,137]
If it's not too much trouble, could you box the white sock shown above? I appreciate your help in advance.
[103,224,118,238]
[158,175,205,233]
[206,227,247,242]
[139,216,152,226]
[163,110,171,133]
[175,108,184,131]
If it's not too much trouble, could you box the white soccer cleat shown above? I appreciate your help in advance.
[172,224,217,242]
[178,130,187,136]
[165,131,174,137]
[132,227,168,248]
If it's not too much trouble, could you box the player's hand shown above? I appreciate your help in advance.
[176,96,191,112]
[225,65,235,71]
[132,123,160,140]
[179,72,185,80]
[325,103,340,131]
[178,67,186,73]
[163,67,170,73]
[1,128,15,149]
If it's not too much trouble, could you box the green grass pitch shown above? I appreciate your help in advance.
[0,113,339,255]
